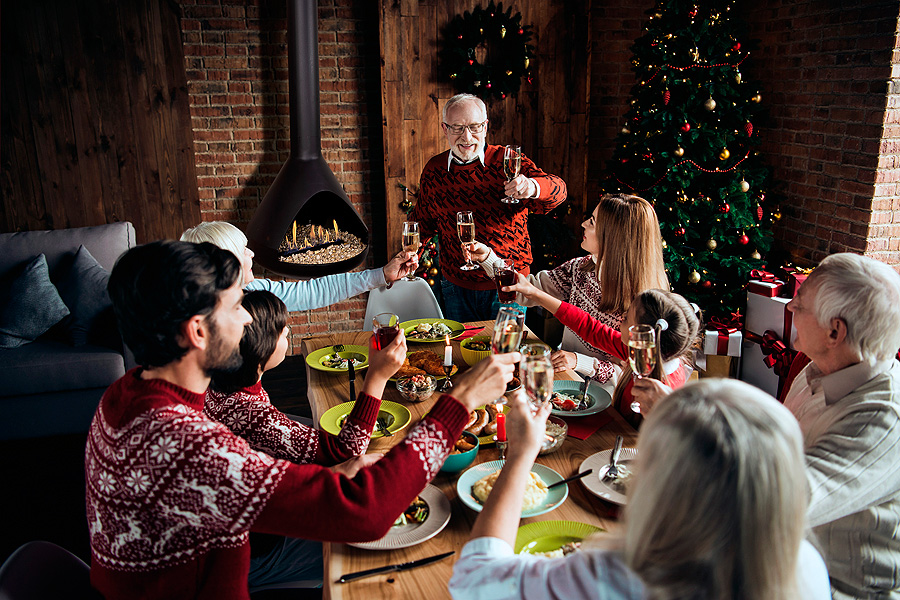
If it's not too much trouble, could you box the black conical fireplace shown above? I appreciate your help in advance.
[246,0,369,278]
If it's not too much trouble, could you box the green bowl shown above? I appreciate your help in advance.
[441,431,479,473]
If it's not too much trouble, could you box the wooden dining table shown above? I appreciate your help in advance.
[300,320,639,600]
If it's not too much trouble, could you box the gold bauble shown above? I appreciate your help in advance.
[751,93,762,103]
[423,259,433,268]
[735,72,742,84]
[707,239,718,251]
[479,27,484,35]
[427,278,436,286]
[774,211,782,220]
[750,250,761,260]
[524,57,530,69]
[688,270,701,284]
[500,26,507,38]
[674,146,685,157]
[719,148,730,160]
[428,267,439,276]
[740,180,750,192]
[704,97,717,111]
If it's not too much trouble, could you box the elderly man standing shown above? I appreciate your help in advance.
[412,93,567,322]
[783,252,900,599]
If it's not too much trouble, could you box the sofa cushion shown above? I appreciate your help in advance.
[0,254,70,348]
[54,245,115,346]
[0,340,126,397]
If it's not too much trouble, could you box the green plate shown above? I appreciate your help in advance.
[514,520,603,555]
[400,318,465,342]
[305,345,369,373]
[319,400,411,439]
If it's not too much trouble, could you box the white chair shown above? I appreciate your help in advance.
[363,277,443,327]
[0,541,101,600]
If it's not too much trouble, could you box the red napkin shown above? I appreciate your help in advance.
[562,409,613,441]
[457,327,485,340]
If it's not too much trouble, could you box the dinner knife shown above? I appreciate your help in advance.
[348,359,356,402]
[338,550,455,583]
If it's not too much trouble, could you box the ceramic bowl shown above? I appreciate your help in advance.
[539,415,568,455]
[460,336,492,366]
[441,431,480,473]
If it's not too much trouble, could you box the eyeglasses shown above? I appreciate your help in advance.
[443,120,488,135]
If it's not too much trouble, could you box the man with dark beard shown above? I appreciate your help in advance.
[84,240,518,599]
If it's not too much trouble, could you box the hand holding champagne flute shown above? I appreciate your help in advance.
[627,324,656,413]
[520,342,553,410]
[457,211,479,271]
[401,221,420,281]
[490,307,525,404]
[502,145,522,204]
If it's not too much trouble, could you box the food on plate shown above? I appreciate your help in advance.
[392,496,429,527]
[393,350,459,378]
[472,469,548,510]
[462,339,490,352]
[550,390,590,411]
[529,541,582,558]
[407,321,453,340]
[464,404,501,437]
[322,354,363,369]
[451,432,477,454]
[608,462,633,489]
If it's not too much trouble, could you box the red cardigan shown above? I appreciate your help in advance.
[86,369,468,600]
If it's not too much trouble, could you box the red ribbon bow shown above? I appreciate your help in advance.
[749,269,779,283]
[709,314,742,335]
[759,330,794,378]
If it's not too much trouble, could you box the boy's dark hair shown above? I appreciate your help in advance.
[107,240,242,368]
[210,290,288,394]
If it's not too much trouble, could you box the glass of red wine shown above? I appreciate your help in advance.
[373,313,400,350]
[494,258,517,304]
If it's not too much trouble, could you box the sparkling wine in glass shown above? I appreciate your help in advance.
[490,308,525,404]
[627,324,657,413]
[456,211,479,271]
[494,258,517,304]
[373,312,400,350]
[401,221,420,281]
[521,342,553,410]
[501,145,522,204]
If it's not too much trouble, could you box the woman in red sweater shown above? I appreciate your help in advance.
[505,275,700,421]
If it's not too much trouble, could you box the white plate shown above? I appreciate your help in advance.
[349,484,451,550]
[578,448,638,506]
[456,460,568,518]
[549,380,612,417]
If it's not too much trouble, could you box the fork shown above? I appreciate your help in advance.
[602,435,623,482]
[377,417,394,437]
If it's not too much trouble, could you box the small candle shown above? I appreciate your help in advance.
[444,335,452,366]
[496,412,507,442]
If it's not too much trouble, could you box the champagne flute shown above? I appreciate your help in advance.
[456,211,479,271]
[401,221,420,281]
[490,307,525,404]
[521,342,553,410]
[501,145,522,204]
[627,324,657,413]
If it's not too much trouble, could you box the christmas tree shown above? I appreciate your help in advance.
[600,0,778,317]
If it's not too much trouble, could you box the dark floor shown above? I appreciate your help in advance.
[0,355,310,569]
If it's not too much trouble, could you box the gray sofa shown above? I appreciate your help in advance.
[0,222,136,439]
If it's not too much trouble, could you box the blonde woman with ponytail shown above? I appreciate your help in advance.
[449,379,831,600]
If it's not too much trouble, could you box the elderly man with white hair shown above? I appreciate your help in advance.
[783,252,900,599]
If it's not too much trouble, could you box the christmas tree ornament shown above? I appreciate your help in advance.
[704,97,717,111]
[688,270,701,284]
[661,239,668,249]
[738,234,750,245]
[735,70,742,84]
[718,203,730,214]
[701,280,712,288]
[500,25,506,38]
[429,267,439,276]
[621,126,630,134]
[674,146,685,157]
[423,259,433,268]
[745,121,753,136]
[740,180,750,192]
[663,90,671,105]
[680,122,691,132]
[450,73,458,79]
[689,6,698,18]
[773,210,782,220]
[427,278,436,286]
[750,250,761,260]
[719,148,730,160]
[756,205,763,220]
[706,238,718,251]
[524,57,530,68]
[486,82,492,89]
[674,227,686,237]
[677,193,689,204]
[751,93,762,103]
[732,42,741,52]
[506,70,513,76]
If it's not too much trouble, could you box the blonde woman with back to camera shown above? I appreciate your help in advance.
[470,194,669,387]
[449,379,831,600]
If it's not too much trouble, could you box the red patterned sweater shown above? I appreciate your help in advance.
[205,382,375,465]
[412,144,567,290]
[85,369,468,600]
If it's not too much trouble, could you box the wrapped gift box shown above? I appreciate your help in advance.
[784,267,812,298]
[699,355,738,379]
[740,340,780,397]
[703,329,742,357]
[745,293,796,349]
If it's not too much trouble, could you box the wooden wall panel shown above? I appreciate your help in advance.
[379,0,593,247]
[0,0,199,242]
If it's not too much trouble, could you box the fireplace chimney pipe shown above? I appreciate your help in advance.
[290,0,320,161]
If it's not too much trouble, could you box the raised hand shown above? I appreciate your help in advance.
[630,376,673,416]
[503,175,537,199]
[505,389,552,461]
[382,250,419,284]
[450,352,520,412]
[362,329,407,397]
[468,242,490,263]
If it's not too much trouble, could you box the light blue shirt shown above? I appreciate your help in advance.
[244,268,386,312]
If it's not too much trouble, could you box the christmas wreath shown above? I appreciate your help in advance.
[441,2,534,101]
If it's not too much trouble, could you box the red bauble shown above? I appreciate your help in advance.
[718,203,730,214]
[643,153,653,160]
[689,8,698,17]
[457,35,463,40]
[501,93,506,99]
[745,122,753,136]
[680,122,691,132]
[701,280,712,289]
[486,83,492,88]
[519,28,524,34]
[732,42,741,52]
[468,59,474,65]
[756,205,764,220]
[663,90,671,105]
[674,227,686,237]
[738,234,750,245]
[621,158,629,164]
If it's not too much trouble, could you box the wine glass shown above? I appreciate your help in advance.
[456,211,479,271]
[490,307,525,404]
[501,145,522,204]
[373,313,400,351]
[521,342,553,410]
[494,258,517,304]
[627,324,657,413]
[401,221,420,281]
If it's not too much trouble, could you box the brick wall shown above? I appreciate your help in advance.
[869,29,900,266]
[742,0,900,266]
[180,0,380,353]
